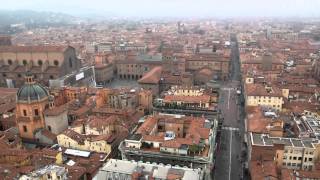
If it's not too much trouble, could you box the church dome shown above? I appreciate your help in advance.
[16,73,49,102]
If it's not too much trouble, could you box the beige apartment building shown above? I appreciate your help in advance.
[57,115,127,154]
[250,133,320,171]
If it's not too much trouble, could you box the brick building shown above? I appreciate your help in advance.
[15,73,49,140]
[0,45,81,88]
[186,53,230,80]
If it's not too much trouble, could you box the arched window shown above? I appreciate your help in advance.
[17,74,21,78]
[38,60,43,66]
[69,58,72,68]
[54,60,59,66]
[2,73,6,77]
[7,59,12,65]
[49,75,54,79]
[23,60,27,66]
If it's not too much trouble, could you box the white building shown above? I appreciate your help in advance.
[94,159,203,180]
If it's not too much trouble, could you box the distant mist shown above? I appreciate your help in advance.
[1,0,320,18]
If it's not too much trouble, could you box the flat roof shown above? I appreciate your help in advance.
[64,149,91,157]
[96,159,201,180]
[250,133,319,149]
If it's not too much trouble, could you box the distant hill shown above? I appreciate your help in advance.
[0,10,76,28]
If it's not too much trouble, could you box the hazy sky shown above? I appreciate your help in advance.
[2,0,320,17]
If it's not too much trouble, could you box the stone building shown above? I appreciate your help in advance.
[0,45,81,88]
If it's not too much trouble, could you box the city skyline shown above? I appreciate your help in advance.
[2,0,320,18]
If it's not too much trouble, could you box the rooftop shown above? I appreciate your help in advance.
[95,159,202,180]
[245,83,282,97]
[0,45,70,52]
[250,132,319,148]
[138,66,162,84]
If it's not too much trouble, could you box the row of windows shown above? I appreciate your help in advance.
[2,73,55,79]
[119,65,149,71]
[283,156,313,162]
[23,109,39,117]
[118,74,142,79]
[255,103,281,108]
[62,138,105,151]
[253,96,282,100]
[283,156,302,160]
[285,149,314,155]
[6,59,60,66]
[283,162,313,170]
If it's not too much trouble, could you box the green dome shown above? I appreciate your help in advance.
[17,83,49,102]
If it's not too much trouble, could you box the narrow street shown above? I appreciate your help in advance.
[213,34,247,180]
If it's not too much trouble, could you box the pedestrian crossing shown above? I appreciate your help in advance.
[222,127,239,131]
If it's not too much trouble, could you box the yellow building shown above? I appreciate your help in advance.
[57,129,112,154]
[159,86,217,110]
[171,86,203,96]
[244,81,285,111]
[57,115,127,155]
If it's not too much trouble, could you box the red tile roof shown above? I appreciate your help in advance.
[245,83,282,97]
[250,160,278,180]
[138,66,162,84]
[0,45,70,52]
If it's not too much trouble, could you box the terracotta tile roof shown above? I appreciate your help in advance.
[162,138,194,148]
[143,135,164,142]
[281,168,320,180]
[136,115,209,149]
[247,107,272,133]
[0,129,21,149]
[87,115,118,131]
[40,129,57,141]
[283,101,319,114]
[138,66,162,84]
[67,166,87,180]
[136,116,157,135]
[69,105,91,116]
[62,129,86,144]
[245,83,282,97]
[196,68,214,76]
[249,160,278,180]
[0,102,16,114]
[0,45,70,52]
[161,140,182,149]
[91,134,113,142]
[44,105,67,116]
